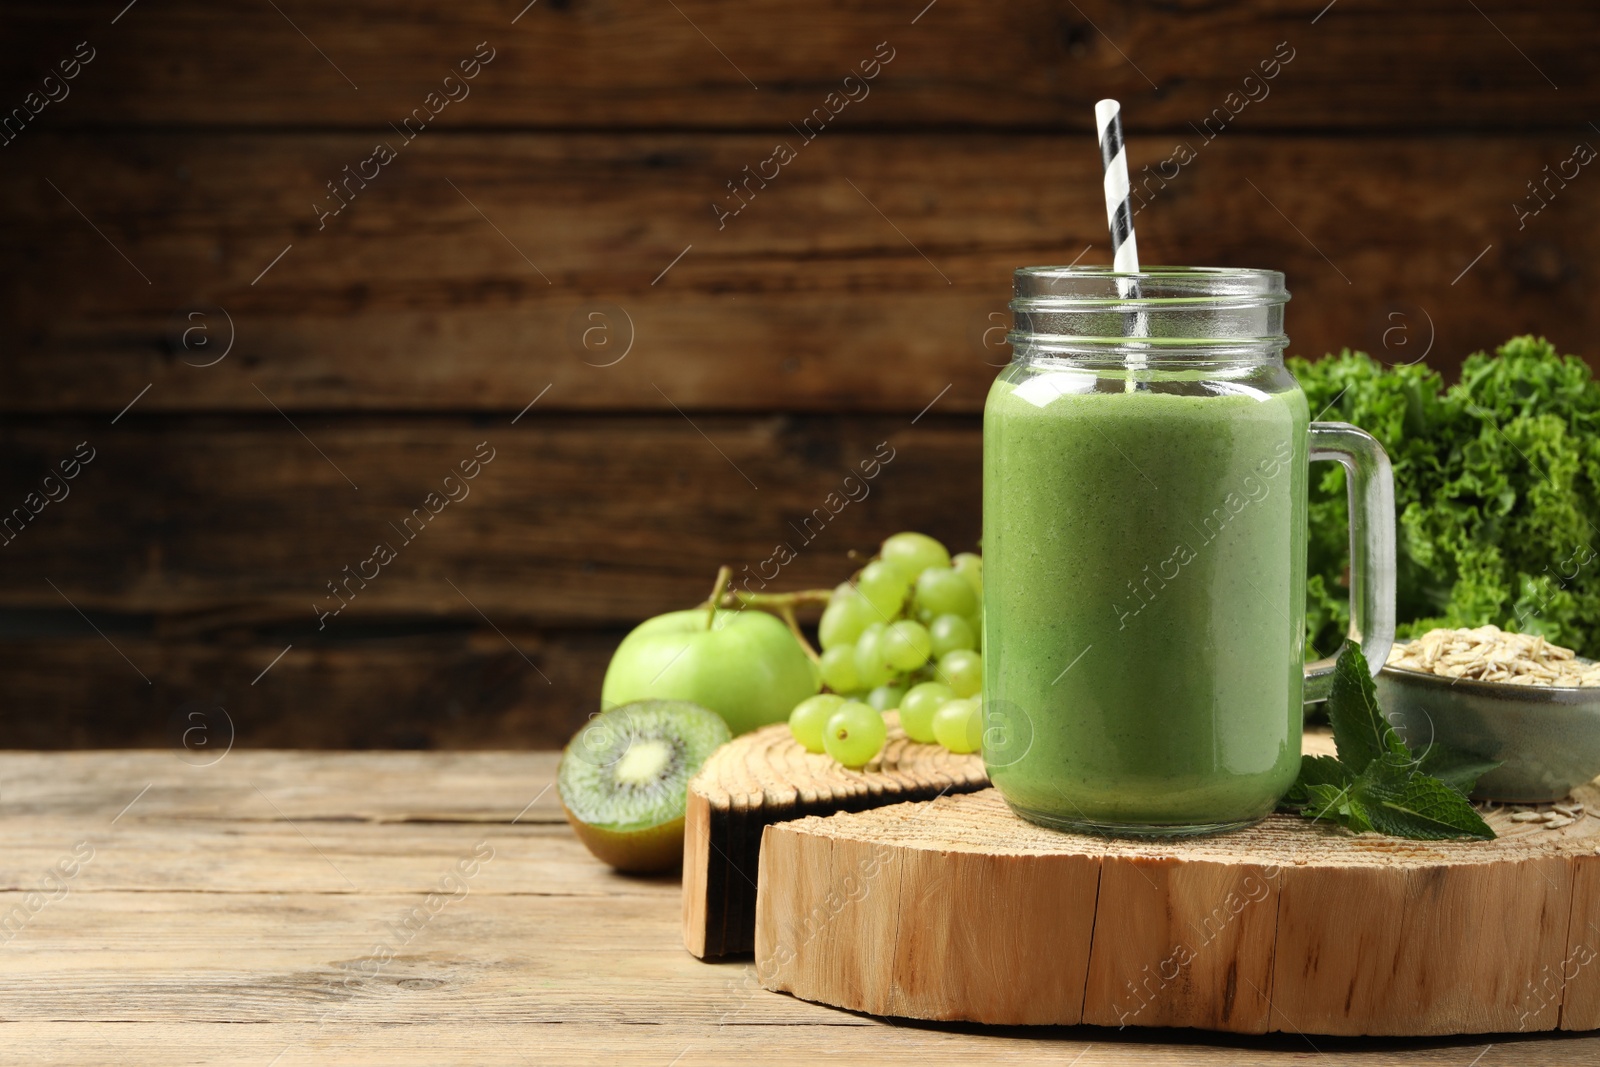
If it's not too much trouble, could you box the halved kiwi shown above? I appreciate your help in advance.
[557,700,731,873]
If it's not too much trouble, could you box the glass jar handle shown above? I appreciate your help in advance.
[1303,422,1396,702]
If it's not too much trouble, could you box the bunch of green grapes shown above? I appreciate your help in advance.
[788,532,984,767]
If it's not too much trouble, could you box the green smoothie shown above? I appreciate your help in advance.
[982,371,1309,832]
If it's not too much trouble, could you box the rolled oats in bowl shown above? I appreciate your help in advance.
[1385,625,1600,688]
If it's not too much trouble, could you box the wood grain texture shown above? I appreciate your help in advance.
[1080,857,1281,1032]
[7,749,1597,1064]
[1563,857,1600,1030]
[756,777,1600,1036]
[0,414,971,745]
[2,1,1596,130]
[6,0,1600,758]
[2,134,1594,414]
[2,1023,1570,1067]
[682,715,987,958]
[0,749,569,825]
[0,416,980,623]
[0,631,619,749]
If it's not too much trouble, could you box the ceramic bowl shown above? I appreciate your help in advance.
[1376,664,1600,802]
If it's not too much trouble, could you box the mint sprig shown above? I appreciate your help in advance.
[1282,643,1498,840]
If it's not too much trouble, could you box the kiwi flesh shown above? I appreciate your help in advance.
[558,700,731,873]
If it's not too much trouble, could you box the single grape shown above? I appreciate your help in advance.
[881,532,950,576]
[866,683,905,712]
[818,645,861,693]
[856,560,914,620]
[881,619,932,671]
[818,590,874,651]
[852,626,894,689]
[966,611,984,651]
[899,681,953,744]
[824,701,887,768]
[937,649,983,698]
[928,614,977,657]
[789,694,847,753]
[953,550,979,601]
[914,566,979,620]
[932,698,982,754]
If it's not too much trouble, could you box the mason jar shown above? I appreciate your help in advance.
[981,266,1395,836]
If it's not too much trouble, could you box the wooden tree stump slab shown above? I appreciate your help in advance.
[754,751,1600,1036]
[682,714,988,958]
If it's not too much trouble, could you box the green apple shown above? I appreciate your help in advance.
[601,608,821,735]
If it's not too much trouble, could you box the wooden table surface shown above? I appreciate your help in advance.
[3,751,1597,1066]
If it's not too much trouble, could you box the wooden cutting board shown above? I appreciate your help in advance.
[685,723,1600,1035]
[681,713,988,958]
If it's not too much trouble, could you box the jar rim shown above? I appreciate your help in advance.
[1009,265,1289,354]
[1015,264,1284,279]
[1013,265,1288,306]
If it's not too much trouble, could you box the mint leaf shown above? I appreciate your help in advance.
[1415,743,1502,797]
[1284,644,1498,840]
[1303,782,1372,833]
[1325,642,1407,773]
[1282,754,1351,806]
[1354,756,1496,840]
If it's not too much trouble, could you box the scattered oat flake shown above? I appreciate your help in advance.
[1386,625,1600,687]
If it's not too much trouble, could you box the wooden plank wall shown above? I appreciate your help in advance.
[0,1,1596,747]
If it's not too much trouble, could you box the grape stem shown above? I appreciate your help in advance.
[718,588,833,611]
[697,576,831,663]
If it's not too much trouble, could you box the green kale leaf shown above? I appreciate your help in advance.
[1289,336,1600,658]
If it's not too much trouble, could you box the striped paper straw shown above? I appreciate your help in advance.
[1094,99,1141,276]
[1095,99,1146,379]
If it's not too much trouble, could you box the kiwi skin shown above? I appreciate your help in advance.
[560,808,685,874]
